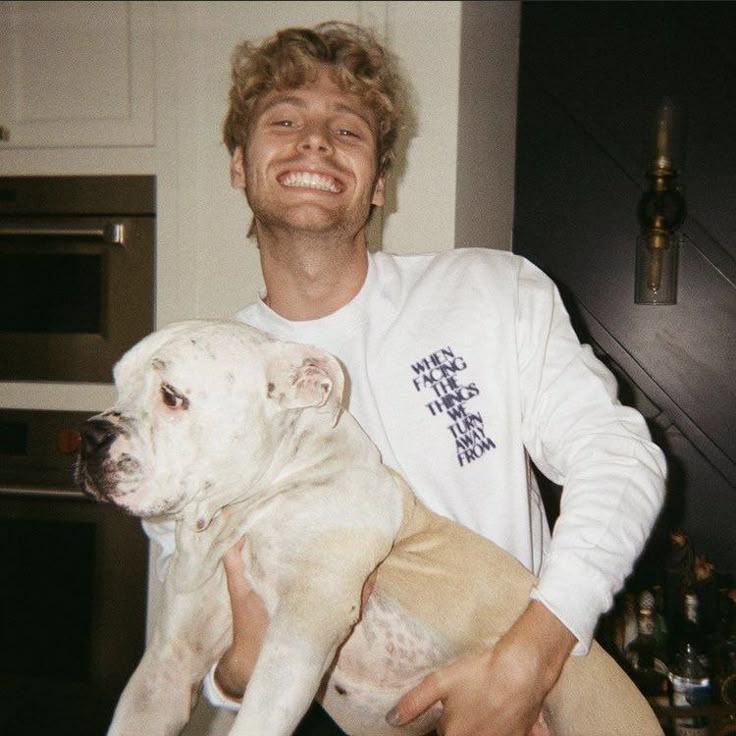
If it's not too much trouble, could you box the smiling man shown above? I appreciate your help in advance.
[146,22,666,736]
[228,71,386,321]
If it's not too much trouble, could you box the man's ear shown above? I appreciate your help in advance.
[230,146,246,189]
[266,343,345,425]
[371,174,386,207]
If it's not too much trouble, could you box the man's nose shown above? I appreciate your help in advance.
[297,122,333,154]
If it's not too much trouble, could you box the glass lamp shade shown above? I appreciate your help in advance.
[635,231,680,305]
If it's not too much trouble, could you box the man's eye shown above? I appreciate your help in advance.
[274,119,293,127]
[336,128,356,137]
[161,384,189,410]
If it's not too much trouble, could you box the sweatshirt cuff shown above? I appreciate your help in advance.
[201,664,242,712]
[529,552,612,656]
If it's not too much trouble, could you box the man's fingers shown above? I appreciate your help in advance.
[223,536,245,570]
[386,672,443,727]
[223,537,250,599]
[528,712,553,736]
[361,568,378,608]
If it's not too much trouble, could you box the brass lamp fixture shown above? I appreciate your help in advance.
[635,98,686,305]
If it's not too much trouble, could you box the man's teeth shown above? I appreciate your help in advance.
[281,172,341,192]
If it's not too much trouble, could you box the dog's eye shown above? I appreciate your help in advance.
[161,384,189,410]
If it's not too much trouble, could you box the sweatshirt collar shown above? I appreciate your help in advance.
[253,252,375,340]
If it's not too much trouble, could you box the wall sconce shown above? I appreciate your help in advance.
[635,98,686,305]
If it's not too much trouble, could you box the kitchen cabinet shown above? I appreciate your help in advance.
[0,1,154,149]
[514,1,736,571]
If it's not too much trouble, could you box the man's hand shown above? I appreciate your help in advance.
[386,601,576,736]
[213,540,270,700]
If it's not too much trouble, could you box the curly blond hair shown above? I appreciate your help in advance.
[223,22,408,174]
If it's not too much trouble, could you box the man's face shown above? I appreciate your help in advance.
[231,66,386,238]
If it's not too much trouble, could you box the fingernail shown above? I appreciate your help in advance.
[385,708,402,727]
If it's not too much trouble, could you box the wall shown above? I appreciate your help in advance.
[157,0,466,328]
[0,5,520,731]
[455,1,520,249]
[0,0,520,415]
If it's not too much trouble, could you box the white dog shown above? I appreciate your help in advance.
[76,319,663,736]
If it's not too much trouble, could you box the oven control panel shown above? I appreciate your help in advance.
[0,408,91,496]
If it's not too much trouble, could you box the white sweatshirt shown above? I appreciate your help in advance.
[146,247,665,662]
[233,248,666,653]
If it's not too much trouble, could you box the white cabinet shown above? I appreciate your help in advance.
[0,1,154,149]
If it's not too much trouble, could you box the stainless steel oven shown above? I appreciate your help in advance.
[0,408,148,736]
[0,176,155,382]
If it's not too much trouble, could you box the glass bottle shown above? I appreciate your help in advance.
[669,592,711,736]
[717,589,736,706]
[665,529,694,658]
[692,555,718,647]
[620,592,639,656]
[625,590,669,707]
[652,584,670,664]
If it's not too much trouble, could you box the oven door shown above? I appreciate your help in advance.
[0,214,154,383]
[0,492,148,736]
[0,409,148,736]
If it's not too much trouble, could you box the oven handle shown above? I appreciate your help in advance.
[0,485,88,500]
[0,223,125,245]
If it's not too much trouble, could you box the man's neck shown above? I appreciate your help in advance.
[257,228,369,321]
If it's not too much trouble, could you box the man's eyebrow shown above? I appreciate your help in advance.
[260,94,308,113]
[259,95,374,128]
[333,104,374,128]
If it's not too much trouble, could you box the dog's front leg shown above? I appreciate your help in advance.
[228,581,361,736]
[107,637,205,736]
[108,573,231,736]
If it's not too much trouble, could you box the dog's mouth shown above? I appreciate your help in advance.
[75,448,183,520]
[76,416,143,503]
[74,414,190,519]
[76,453,142,502]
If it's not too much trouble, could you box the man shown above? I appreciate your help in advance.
[158,22,666,736]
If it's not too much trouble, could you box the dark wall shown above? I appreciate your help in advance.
[513,1,736,576]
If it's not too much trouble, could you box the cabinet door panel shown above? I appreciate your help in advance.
[0,1,154,148]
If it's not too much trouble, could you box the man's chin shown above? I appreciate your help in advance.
[252,202,369,238]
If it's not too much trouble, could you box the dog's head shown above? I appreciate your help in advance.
[76,320,344,525]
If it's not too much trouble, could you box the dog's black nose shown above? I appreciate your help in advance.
[80,418,118,457]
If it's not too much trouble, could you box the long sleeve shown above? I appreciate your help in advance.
[517,259,667,653]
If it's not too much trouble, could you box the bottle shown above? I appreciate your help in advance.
[716,589,736,706]
[669,592,711,736]
[682,592,711,670]
[720,640,736,705]
[624,590,669,707]
[652,584,669,661]
[665,529,694,657]
[610,591,638,661]
[693,556,721,677]
[620,592,639,656]
[694,555,718,628]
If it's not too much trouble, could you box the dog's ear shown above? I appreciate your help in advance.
[266,343,345,425]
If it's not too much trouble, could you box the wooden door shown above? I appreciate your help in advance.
[513,1,736,572]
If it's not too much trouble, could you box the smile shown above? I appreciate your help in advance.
[278,171,343,193]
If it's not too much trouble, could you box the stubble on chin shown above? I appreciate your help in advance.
[249,196,372,245]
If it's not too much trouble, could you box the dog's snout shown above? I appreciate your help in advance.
[80,418,118,456]
[76,418,122,500]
